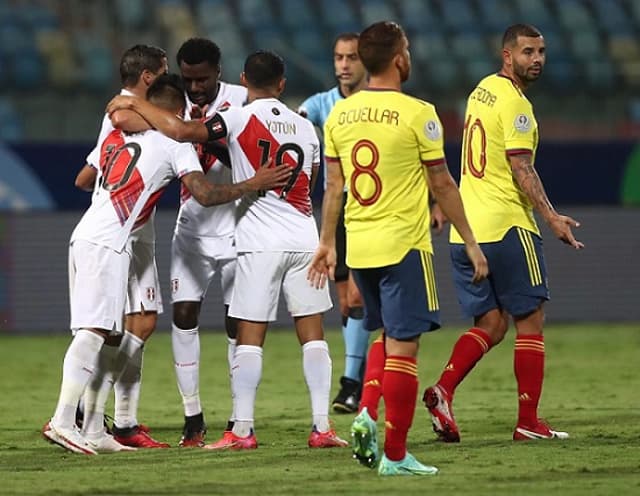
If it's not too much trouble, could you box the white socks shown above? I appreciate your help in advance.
[82,344,118,439]
[52,329,104,430]
[227,337,237,423]
[113,331,144,429]
[231,345,262,438]
[171,324,201,417]
[302,340,332,432]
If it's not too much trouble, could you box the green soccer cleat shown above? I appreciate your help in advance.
[350,407,378,468]
[377,452,439,476]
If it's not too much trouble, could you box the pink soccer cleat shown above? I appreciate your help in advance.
[423,384,460,443]
[308,426,349,448]
[203,430,257,450]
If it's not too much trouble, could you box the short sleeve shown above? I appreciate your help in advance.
[501,97,537,154]
[169,140,203,178]
[86,113,114,168]
[298,94,321,127]
[413,104,446,167]
[205,106,245,142]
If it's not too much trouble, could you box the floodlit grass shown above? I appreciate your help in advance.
[0,324,638,495]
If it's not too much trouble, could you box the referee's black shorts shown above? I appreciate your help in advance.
[334,192,348,282]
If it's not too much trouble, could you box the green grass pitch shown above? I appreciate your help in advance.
[0,324,638,495]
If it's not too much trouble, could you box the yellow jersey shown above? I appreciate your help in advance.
[324,89,445,268]
[450,73,540,244]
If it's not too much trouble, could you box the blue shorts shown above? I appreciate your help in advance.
[451,227,549,318]
[352,249,441,340]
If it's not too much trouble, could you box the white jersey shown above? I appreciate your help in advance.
[85,88,155,245]
[72,129,202,252]
[206,98,320,252]
[175,81,247,238]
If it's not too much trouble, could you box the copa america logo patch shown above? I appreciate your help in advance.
[146,287,155,301]
[514,114,531,132]
[424,120,441,140]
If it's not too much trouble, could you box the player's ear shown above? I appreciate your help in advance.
[240,72,248,88]
[277,77,286,95]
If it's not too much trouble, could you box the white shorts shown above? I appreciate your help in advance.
[126,240,163,314]
[68,239,130,334]
[229,251,332,322]
[170,232,236,305]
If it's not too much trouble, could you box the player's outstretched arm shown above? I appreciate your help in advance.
[106,95,209,143]
[427,163,489,282]
[510,153,584,249]
[308,157,344,288]
[181,158,291,206]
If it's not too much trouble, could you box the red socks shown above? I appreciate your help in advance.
[359,334,385,421]
[514,334,545,427]
[438,327,491,396]
[382,355,418,461]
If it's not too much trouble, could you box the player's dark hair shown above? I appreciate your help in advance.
[146,73,185,112]
[120,44,167,87]
[358,21,405,75]
[243,50,285,89]
[334,32,359,48]
[176,37,222,68]
[502,24,542,47]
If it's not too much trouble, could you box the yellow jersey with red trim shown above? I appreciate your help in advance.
[324,89,445,268]
[450,73,540,244]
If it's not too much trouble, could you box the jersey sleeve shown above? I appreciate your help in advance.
[86,113,114,168]
[413,104,446,167]
[298,94,321,127]
[169,140,203,178]
[501,97,537,155]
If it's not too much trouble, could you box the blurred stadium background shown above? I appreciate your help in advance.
[0,0,638,332]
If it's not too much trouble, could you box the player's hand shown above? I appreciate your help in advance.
[190,104,209,120]
[307,244,337,289]
[465,243,489,283]
[106,95,138,115]
[250,158,292,192]
[430,202,448,235]
[547,214,584,249]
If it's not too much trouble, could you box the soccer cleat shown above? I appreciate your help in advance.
[112,425,170,448]
[513,420,570,441]
[377,452,439,476]
[42,420,98,455]
[350,407,379,468]
[308,426,349,448]
[87,431,137,453]
[332,376,360,414]
[202,430,257,450]
[179,413,207,448]
[423,384,460,443]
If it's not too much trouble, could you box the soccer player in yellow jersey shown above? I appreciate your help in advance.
[424,24,583,444]
[308,21,488,476]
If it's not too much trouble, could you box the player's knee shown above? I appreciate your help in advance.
[173,301,200,330]
[348,306,364,320]
[126,312,157,341]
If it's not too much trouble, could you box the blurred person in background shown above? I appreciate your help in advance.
[298,32,369,414]
[73,44,171,449]
[169,37,248,449]
[308,21,487,476]
[423,23,582,444]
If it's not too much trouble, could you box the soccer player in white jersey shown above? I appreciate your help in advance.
[42,74,291,455]
[107,50,349,450]
[74,44,171,448]
[170,38,248,448]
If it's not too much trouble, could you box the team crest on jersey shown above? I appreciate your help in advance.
[514,114,531,132]
[272,107,280,115]
[210,120,224,133]
[146,287,155,301]
[171,278,179,294]
[424,120,441,141]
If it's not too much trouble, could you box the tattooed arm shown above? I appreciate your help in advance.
[510,152,584,249]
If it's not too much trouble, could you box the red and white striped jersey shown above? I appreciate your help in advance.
[85,88,155,245]
[72,129,202,252]
[205,97,320,252]
[175,81,247,239]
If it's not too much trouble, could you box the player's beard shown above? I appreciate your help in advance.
[514,59,543,83]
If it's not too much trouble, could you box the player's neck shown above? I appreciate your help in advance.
[498,69,528,92]
[367,74,401,91]
[340,80,366,98]
[246,88,280,103]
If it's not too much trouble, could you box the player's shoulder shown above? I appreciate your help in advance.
[216,80,248,105]
[479,73,529,105]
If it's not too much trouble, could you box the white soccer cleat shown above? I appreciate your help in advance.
[87,431,137,453]
[42,420,98,455]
